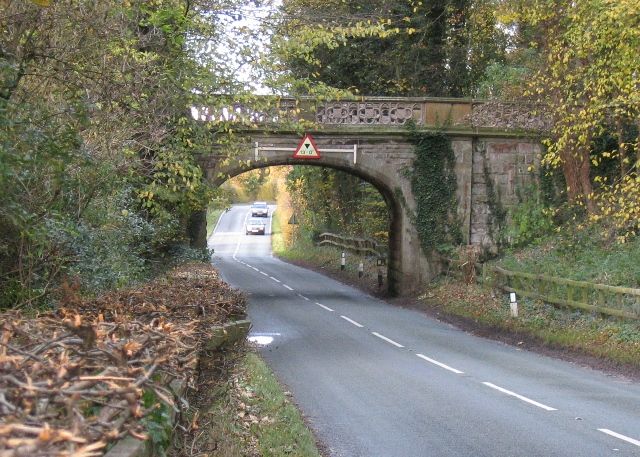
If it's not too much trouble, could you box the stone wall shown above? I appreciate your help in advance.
[469,139,541,251]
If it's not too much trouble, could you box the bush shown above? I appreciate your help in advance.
[505,185,556,247]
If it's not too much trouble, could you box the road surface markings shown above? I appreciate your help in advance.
[598,429,640,447]
[260,271,268,276]
[340,315,364,328]
[283,284,294,291]
[372,332,404,348]
[297,294,310,301]
[416,354,464,374]
[482,382,557,411]
[233,210,250,259]
[251,267,260,272]
[315,302,334,312]
[269,276,281,283]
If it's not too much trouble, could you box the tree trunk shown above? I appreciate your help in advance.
[561,145,594,213]
[187,210,207,249]
[636,118,640,170]
[616,117,627,178]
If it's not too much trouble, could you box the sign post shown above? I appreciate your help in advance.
[509,292,518,317]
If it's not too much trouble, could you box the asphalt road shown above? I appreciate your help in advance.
[209,204,640,457]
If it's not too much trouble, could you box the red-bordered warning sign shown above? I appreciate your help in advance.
[293,134,321,159]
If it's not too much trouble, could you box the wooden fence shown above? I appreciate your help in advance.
[483,265,640,320]
[317,232,385,257]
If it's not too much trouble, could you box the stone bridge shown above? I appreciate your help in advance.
[192,97,545,295]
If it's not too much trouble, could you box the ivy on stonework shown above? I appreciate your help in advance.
[407,128,462,254]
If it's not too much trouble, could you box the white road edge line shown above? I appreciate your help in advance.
[372,332,404,348]
[260,271,268,276]
[598,429,640,447]
[416,354,464,374]
[283,284,294,291]
[270,276,281,283]
[340,315,363,328]
[297,294,310,301]
[233,210,250,260]
[315,302,334,312]
[482,382,557,411]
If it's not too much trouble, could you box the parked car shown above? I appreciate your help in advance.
[246,218,266,235]
[250,201,269,217]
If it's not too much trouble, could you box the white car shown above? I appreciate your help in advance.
[251,201,269,217]
[246,218,266,235]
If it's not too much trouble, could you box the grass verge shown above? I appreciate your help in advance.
[207,207,225,238]
[420,278,640,371]
[496,226,640,288]
[172,348,321,457]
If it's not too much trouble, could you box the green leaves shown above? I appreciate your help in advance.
[408,131,461,253]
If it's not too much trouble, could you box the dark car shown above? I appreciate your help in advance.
[246,218,266,235]
[251,201,269,217]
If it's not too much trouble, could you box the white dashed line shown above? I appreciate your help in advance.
[283,284,294,291]
[251,267,259,272]
[482,382,557,411]
[340,315,363,328]
[372,332,404,348]
[297,294,310,301]
[416,354,464,374]
[315,302,334,312]
[598,429,640,447]
[270,276,281,283]
[260,271,268,276]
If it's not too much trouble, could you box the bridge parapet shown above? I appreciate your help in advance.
[195,96,549,132]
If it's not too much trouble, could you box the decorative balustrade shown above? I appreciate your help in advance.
[194,97,550,131]
[316,100,422,126]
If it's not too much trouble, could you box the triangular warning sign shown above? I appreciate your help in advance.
[293,134,321,159]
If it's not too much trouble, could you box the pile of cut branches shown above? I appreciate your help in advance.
[0,263,245,457]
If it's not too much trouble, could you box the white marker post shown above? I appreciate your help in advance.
[509,292,518,317]
[358,262,364,278]
[341,252,346,271]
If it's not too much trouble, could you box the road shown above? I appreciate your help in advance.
[210,204,640,457]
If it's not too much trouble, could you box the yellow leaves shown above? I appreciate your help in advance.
[590,172,640,242]
[30,0,51,6]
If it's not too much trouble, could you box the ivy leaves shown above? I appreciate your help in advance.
[408,131,461,253]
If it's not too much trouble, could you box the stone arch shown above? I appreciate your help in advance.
[209,159,404,296]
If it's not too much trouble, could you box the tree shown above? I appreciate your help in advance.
[0,0,265,307]
[271,0,507,97]
[506,0,640,237]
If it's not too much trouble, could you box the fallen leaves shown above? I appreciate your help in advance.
[0,263,246,457]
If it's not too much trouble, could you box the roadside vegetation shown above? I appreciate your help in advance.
[421,279,640,370]
[173,350,321,457]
